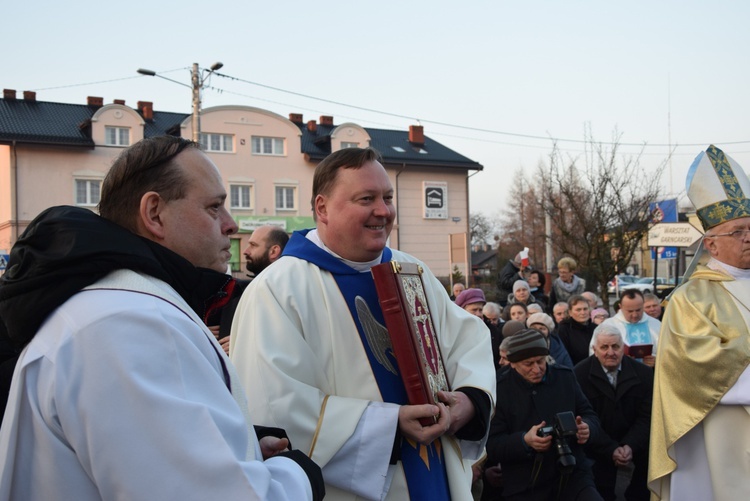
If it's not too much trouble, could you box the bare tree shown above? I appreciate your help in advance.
[470,212,498,247]
[498,167,549,271]
[535,129,668,295]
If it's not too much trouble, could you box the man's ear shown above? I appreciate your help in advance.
[703,237,717,257]
[314,194,328,224]
[138,191,167,240]
[268,244,282,261]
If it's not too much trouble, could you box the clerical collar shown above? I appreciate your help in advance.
[305,229,383,272]
[707,257,750,280]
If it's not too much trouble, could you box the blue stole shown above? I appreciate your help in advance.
[626,321,651,345]
[284,230,450,500]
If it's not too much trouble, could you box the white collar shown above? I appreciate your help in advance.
[306,229,382,272]
[707,257,750,280]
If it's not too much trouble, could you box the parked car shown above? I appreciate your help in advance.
[607,275,640,295]
[619,277,670,295]
[656,276,683,299]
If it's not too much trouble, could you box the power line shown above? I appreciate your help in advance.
[212,71,750,148]
[20,70,750,149]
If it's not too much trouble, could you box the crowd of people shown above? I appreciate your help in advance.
[0,140,747,500]
[457,256,658,500]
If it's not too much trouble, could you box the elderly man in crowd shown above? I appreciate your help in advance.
[642,293,663,321]
[231,147,495,500]
[650,146,750,500]
[487,329,602,500]
[451,282,466,301]
[553,301,570,327]
[575,324,653,501]
[591,290,660,367]
[0,136,323,500]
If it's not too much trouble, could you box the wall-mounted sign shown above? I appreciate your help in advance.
[423,181,448,219]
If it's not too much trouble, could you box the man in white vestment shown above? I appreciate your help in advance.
[649,145,750,500]
[231,147,496,501]
[0,136,323,500]
[589,289,660,367]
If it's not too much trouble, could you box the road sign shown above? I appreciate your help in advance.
[0,254,9,270]
[648,223,703,248]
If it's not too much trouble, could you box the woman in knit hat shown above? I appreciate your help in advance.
[506,279,538,308]
[455,288,486,318]
[527,312,574,368]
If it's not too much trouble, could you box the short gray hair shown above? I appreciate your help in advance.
[592,323,623,346]
[483,302,502,317]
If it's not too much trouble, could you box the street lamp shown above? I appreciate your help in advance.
[137,62,223,142]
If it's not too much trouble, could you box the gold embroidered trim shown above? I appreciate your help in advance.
[308,394,330,457]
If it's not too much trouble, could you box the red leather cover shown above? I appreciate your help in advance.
[371,261,450,425]
[625,344,653,358]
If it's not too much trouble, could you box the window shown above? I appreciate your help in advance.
[391,146,406,153]
[252,136,285,156]
[230,184,252,209]
[229,239,241,273]
[341,142,359,149]
[275,186,296,210]
[75,179,101,206]
[105,126,130,146]
[200,133,233,153]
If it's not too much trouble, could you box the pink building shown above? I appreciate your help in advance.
[0,90,481,279]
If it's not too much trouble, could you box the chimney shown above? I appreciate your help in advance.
[289,113,303,124]
[137,101,154,121]
[3,89,17,100]
[113,99,126,105]
[409,125,424,145]
[87,96,104,108]
[23,91,36,101]
[320,115,334,126]
[307,120,317,133]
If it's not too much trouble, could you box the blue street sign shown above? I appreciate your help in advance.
[650,200,678,260]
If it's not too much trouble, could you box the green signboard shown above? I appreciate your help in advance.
[234,215,315,233]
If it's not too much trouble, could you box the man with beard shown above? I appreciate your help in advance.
[208,225,289,354]
[245,225,289,276]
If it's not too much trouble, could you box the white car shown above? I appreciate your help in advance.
[607,275,639,295]
[619,277,670,295]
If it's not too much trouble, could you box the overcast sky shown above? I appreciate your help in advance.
[4,0,748,218]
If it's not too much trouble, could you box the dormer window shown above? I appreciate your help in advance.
[105,126,130,146]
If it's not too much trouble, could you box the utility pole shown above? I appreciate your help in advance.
[137,61,223,143]
[191,63,201,143]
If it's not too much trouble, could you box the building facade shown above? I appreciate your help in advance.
[0,90,482,278]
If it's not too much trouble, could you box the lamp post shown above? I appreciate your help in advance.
[137,62,223,142]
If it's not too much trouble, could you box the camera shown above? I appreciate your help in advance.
[535,411,578,473]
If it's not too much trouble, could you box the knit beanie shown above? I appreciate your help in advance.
[506,329,550,363]
[455,288,486,308]
[526,313,555,333]
[512,280,531,294]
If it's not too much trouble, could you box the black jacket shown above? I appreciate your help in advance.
[487,364,600,500]
[557,317,596,366]
[573,355,653,460]
[497,260,522,306]
[0,206,325,500]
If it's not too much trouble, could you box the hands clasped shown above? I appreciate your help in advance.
[397,390,475,445]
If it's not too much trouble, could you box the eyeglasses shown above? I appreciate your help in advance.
[705,229,750,240]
